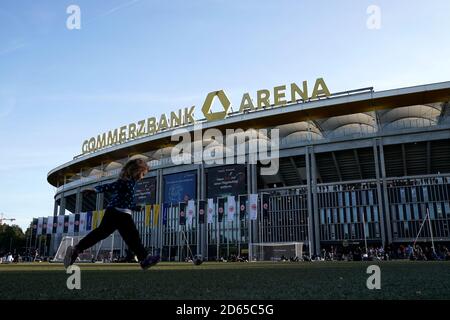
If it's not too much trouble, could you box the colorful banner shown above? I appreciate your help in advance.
[145,205,152,227]
[153,204,161,227]
[207,199,214,224]
[198,200,206,224]
[37,217,43,235]
[239,195,248,220]
[86,211,93,231]
[187,200,195,225]
[207,165,246,198]
[144,204,152,227]
[227,196,236,222]
[162,203,168,226]
[74,213,80,233]
[249,194,258,221]
[31,218,38,236]
[164,171,197,204]
[57,215,64,234]
[179,202,186,225]
[262,193,270,219]
[52,216,58,234]
[63,215,69,233]
[218,198,225,222]
[42,217,48,235]
[79,212,87,233]
[92,211,99,230]
[47,216,53,235]
[134,177,157,205]
[68,214,75,234]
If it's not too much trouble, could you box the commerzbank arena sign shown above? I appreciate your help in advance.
[81,78,330,155]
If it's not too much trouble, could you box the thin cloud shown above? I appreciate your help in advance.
[99,0,143,18]
[0,42,27,56]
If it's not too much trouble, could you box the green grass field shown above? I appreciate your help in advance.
[1,261,449,300]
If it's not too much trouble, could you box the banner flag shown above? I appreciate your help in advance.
[68,214,75,234]
[63,215,69,233]
[31,218,38,236]
[42,217,47,235]
[37,217,43,236]
[207,199,214,224]
[47,216,53,235]
[52,216,57,234]
[262,193,270,219]
[198,200,206,224]
[79,212,87,233]
[153,204,161,227]
[57,215,64,234]
[162,203,168,226]
[239,195,248,220]
[249,194,258,221]
[227,196,236,222]
[86,211,93,231]
[179,202,186,225]
[218,198,225,222]
[92,211,99,230]
[145,205,152,227]
[187,200,195,225]
[74,213,80,233]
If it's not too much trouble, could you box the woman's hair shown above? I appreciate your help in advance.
[119,158,149,180]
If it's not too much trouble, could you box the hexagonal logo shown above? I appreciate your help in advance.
[201,90,231,122]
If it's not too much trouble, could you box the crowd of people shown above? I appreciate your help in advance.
[307,244,450,262]
[3,244,450,263]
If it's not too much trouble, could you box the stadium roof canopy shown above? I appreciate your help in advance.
[47,81,450,187]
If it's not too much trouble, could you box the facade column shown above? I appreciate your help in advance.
[311,150,321,256]
[59,195,66,216]
[196,165,201,257]
[96,192,103,211]
[247,162,257,261]
[377,139,393,244]
[199,164,206,258]
[305,147,315,256]
[157,169,163,256]
[75,188,82,213]
[373,139,387,247]
[53,199,59,216]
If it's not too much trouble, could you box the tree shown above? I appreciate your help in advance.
[0,224,26,255]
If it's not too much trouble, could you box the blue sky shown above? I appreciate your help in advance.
[1,0,450,230]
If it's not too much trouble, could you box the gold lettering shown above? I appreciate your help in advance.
[159,114,169,131]
[147,117,157,135]
[291,81,308,101]
[274,85,287,106]
[88,137,96,152]
[311,78,331,99]
[137,120,146,137]
[257,89,271,109]
[119,125,127,143]
[82,140,89,154]
[170,110,182,127]
[107,129,118,145]
[128,123,137,140]
[239,93,255,112]
[96,133,106,150]
[184,106,196,124]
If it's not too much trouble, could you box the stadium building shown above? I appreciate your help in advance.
[33,80,450,261]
